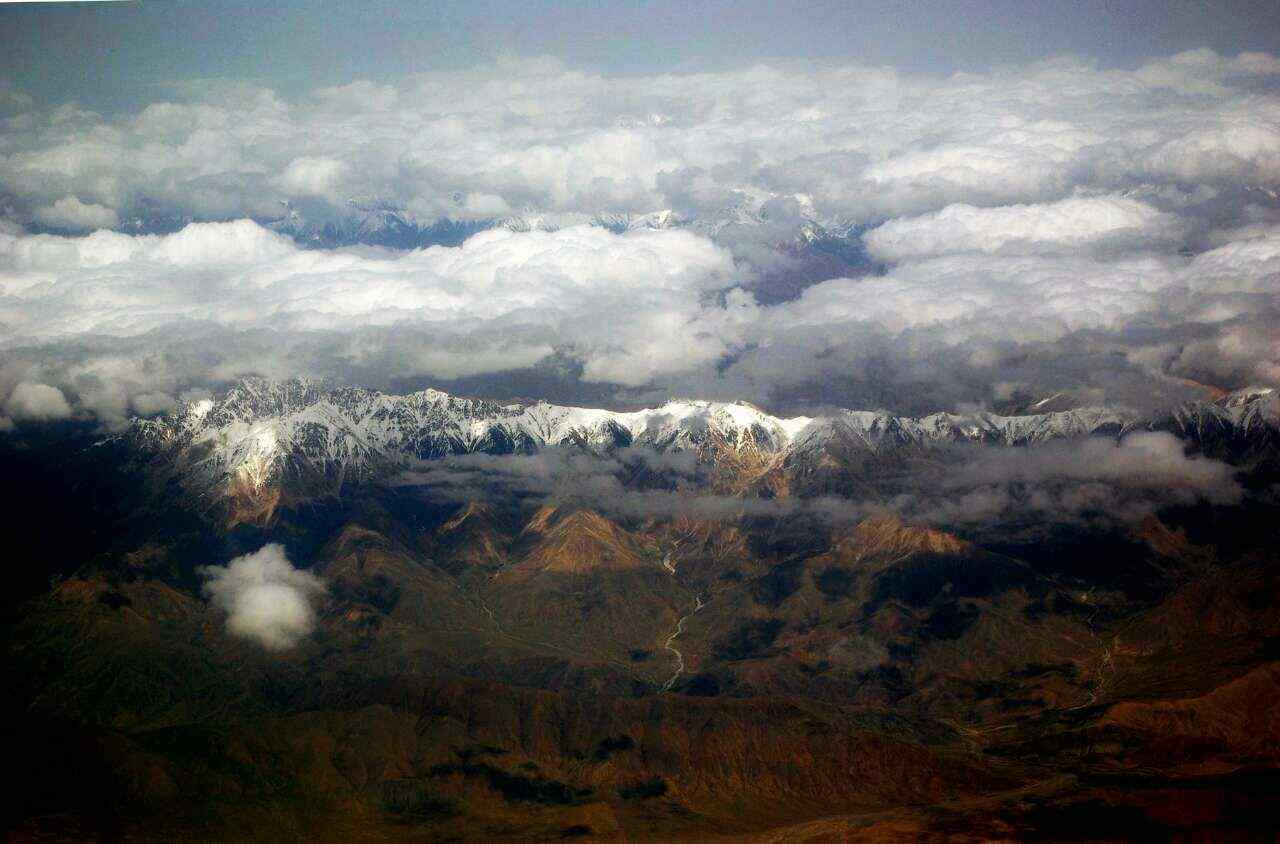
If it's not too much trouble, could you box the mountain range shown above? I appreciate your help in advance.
[125,377,1279,520]
[5,377,1280,840]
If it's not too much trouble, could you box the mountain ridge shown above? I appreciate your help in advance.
[125,378,1279,511]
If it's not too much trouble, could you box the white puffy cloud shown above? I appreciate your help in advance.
[274,156,349,196]
[0,50,1278,422]
[32,197,120,232]
[0,220,742,419]
[201,544,325,650]
[864,196,1184,260]
[2,50,1279,232]
[1182,227,1280,294]
[4,382,73,422]
[1135,48,1280,92]
[0,221,734,360]
[704,213,1280,410]
[130,391,176,416]
[770,253,1179,342]
[1,211,1277,423]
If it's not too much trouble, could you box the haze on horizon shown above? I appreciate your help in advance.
[6,0,1280,112]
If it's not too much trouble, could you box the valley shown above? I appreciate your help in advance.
[3,378,1279,839]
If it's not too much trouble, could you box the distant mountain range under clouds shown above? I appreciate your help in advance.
[4,5,1280,836]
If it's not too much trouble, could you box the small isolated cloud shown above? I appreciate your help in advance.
[201,544,325,650]
[274,156,349,196]
[4,382,73,422]
[32,197,120,232]
[130,391,176,416]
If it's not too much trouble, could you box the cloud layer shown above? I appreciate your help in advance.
[395,435,1240,533]
[201,544,325,650]
[863,197,1185,260]
[2,214,1277,424]
[3,381,72,422]
[897,431,1243,529]
[4,50,1280,230]
[0,48,1278,423]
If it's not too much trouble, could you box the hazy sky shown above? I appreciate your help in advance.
[5,0,1280,111]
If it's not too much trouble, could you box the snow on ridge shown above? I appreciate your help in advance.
[130,378,1277,496]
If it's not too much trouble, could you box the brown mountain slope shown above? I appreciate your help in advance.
[427,501,514,576]
[667,515,1096,716]
[318,523,487,645]
[480,508,690,676]
[513,508,651,575]
[831,512,973,566]
[9,509,1280,841]
[9,672,1005,842]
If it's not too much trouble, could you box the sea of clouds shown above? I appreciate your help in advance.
[1,49,1278,426]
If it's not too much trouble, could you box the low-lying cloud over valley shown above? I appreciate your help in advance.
[392,435,1243,534]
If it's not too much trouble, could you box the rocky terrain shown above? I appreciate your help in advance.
[4,378,1280,840]
[125,378,1277,521]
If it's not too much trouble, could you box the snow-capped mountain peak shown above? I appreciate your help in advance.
[126,378,1279,510]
